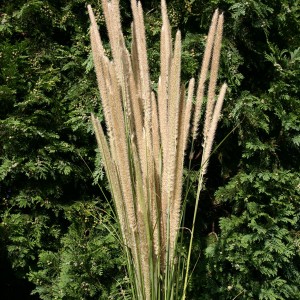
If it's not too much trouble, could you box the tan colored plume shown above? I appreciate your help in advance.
[88,0,226,298]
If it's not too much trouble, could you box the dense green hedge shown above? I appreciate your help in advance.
[0,0,299,299]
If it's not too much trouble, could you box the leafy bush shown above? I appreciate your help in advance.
[28,202,126,300]
[1,0,299,298]
[206,170,300,299]
[204,6,300,297]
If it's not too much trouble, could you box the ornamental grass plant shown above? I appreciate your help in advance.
[88,0,226,298]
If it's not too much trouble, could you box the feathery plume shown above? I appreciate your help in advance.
[202,83,227,175]
[192,9,219,141]
[89,2,226,298]
[203,13,224,141]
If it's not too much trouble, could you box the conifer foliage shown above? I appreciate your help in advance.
[0,0,299,299]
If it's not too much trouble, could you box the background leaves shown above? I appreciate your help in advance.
[0,0,299,299]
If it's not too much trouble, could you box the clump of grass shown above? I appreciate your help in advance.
[88,1,226,299]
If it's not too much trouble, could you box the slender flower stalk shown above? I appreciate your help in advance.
[88,1,226,298]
